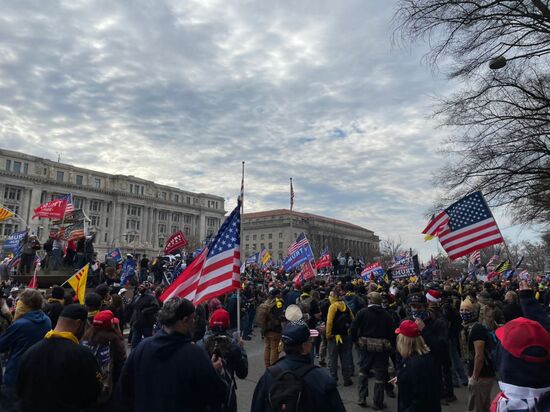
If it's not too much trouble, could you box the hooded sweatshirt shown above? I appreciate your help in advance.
[0,310,51,386]
[117,329,226,412]
[326,299,353,339]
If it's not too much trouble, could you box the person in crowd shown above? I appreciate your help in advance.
[284,282,301,309]
[502,290,523,323]
[138,254,149,283]
[0,288,51,410]
[44,285,65,328]
[460,298,496,412]
[51,235,64,270]
[351,291,394,410]
[16,304,101,412]
[18,233,40,275]
[394,320,442,412]
[477,290,505,331]
[151,255,164,285]
[117,297,227,412]
[81,310,127,412]
[108,293,126,332]
[95,284,112,310]
[197,308,248,412]
[85,292,103,325]
[256,288,284,367]
[251,322,346,412]
[0,290,12,336]
[318,288,330,367]
[326,285,354,386]
[128,281,160,348]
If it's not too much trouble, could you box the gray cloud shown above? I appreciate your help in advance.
[4,0,529,260]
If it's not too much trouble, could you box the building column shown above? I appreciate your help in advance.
[199,213,206,242]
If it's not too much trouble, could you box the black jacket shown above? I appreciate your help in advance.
[350,305,394,344]
[130,292,159,328]
[17,337,101,412]
[397,353,442,412]
[418,316,451,367]
[251,354,345,412]
[503,301,523,323]
[44,299,64,328]
[117,330,226,412]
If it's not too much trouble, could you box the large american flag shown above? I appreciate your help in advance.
[422,192,504,260]
[160,204,241,305]
[288,232,310,255]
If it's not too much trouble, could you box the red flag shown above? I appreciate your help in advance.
[33,199,68,220]
[315,254,331,269]
[28,261,40,288]
[300,260,316,281]
[160,205,241,306]
[163,231,188,255]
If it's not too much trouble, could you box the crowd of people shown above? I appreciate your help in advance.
[0,256,549,412]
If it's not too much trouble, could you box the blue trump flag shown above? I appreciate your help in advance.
[283,248,310,272]
[3,230,27,254]
[107,248,123,263]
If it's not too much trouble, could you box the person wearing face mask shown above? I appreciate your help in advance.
[0,289,51,409]
[117,297,227,412]
[16,304,101,412]
[407,293,450,406]
[460,298,496,412]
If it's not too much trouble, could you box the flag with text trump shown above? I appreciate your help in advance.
[421,192,504,260]
[160,204,241,306]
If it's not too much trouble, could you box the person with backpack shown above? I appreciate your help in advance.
[256,289,285,367]
[460,298,496,412]
[251,322,346,412]
[351,292,394,410]
[326,286,354,386]
[81,310,126,412]
[197,308,248,412]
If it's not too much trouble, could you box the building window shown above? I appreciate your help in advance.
[268,233,272,239]
[174,194,179,203]
[161,192,167,200]
[172,213,181,222]
[94,178,101,188]
[126,219,140,230]
[171,225,179,233]
[268,242,272,250]
[73,197,83,209]
[56,171,64,182]
[76,175,83,185]
[4,204,19,215]
[4,186,21,201]
[279,242,283,249]
[158,223,166,234]
[104,233,108,243]
[184,226,190,235]
[13,162,21,174]
[245,244,249,250]
[0,223,19,236]
[43,167,47,175]
[245,235,249,241]
[158,210,168,220]
[23,163,28,175]
[107,203,111,213]
[90,215,100,227]
[184,214,192,224]
[206,217,219,227]
[260,243,265,249]
[105,217,109,228]
[278,252,283,260]
[260,234,264,240]
[90,200,101,212]
[252,243,257,250]
[186,196,191,204]
[252,234,257,240]
[279,232,283,238]
[158,238,164,248]
[128,205,141,217]
[5,159,11,171]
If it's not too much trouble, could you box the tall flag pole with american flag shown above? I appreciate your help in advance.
[421,192,507,261]
[237,161,245,335]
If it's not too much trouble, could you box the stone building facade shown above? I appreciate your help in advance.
[0,149,225,258]
[242,209,379,261]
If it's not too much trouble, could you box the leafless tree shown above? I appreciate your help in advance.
[395,1,550,225]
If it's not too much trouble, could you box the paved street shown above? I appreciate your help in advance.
[236,329,488,412]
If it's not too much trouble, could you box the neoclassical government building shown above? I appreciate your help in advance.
[0,148,225,257]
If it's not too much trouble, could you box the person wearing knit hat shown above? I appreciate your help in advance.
[460,298,496,412]
[197,308,248,412]
[394,320,441,412]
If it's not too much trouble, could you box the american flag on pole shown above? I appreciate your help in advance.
[290,178,294,212]
[59,193,75,214]
[288,232,310,255]
[160,204,241,306]
[421,192,504,260]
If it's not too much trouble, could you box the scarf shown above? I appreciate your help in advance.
[44,330,79,344]
[14,299,31,321]
[492,382,550,412]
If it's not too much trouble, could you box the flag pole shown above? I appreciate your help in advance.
[289,177,293,240]
[237,161,244,337]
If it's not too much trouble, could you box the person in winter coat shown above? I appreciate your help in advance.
[116,297,227,412]
[251,323,346,412]
[0,289,51,409]
[350,292,394,410]
[326,286,354,386]
[129,282,159,348]
[256,289,284,367]
[394,320,442,412]
[44,285,65,328]
[502,291,523,323]
[197,309,248,412]
[81,310,127,412]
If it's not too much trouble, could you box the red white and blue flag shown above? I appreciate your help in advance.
[315,246,331,269]
[160,204,241,306]
[421,192,504,260]
[59,193,75,214]
[361,262,384,281]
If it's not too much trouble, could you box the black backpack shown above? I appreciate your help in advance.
[332,306,352,335]
[267,364,316,412]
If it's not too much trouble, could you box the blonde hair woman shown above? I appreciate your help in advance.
[394,320,441,412]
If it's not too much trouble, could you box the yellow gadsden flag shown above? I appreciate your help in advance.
[0,207,14,222]
[67,264,89,304]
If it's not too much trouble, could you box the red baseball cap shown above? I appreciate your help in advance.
[92,310,120,329]
[495,317,550,363]
[395,320,420,338]
[209,309,230,330]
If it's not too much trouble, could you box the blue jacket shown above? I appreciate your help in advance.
[0,310,51,386]
[251,354,345,412]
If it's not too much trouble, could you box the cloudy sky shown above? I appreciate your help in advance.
[0,0,539,259]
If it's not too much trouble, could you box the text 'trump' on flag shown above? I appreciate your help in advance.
[160,204,241,305]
